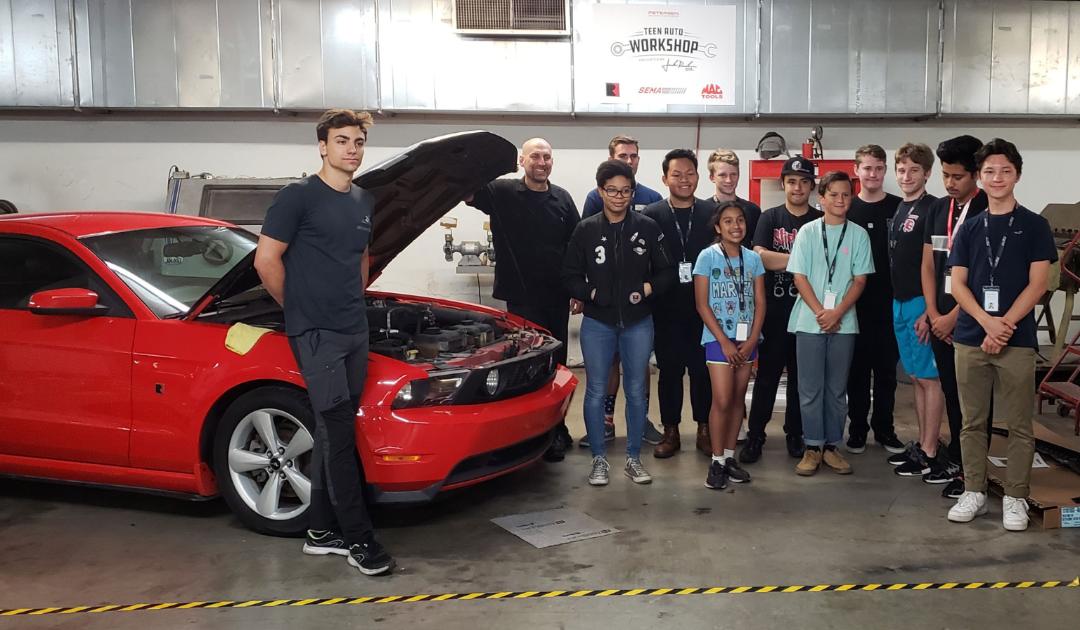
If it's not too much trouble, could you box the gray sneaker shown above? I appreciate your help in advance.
[642,420,663,445]
[588,456,610,486]
[624,457,653,484]
[579,423,616,448]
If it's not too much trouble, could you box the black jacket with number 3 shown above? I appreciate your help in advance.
[562,210,676,327]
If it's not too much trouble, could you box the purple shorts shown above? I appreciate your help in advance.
[704,340,758,364]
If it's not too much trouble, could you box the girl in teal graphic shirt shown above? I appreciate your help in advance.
[693,202,766,490]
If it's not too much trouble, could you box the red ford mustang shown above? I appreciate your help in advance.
[0,131,576,535]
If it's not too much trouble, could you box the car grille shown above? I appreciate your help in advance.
[444,428,555,487]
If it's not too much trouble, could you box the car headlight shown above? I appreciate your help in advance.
[392,371,468,409]
[394,382,414,405]
[485,369,500,395]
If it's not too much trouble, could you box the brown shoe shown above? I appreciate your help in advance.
[822,447,853,474]
[696,423,711,455]
[796,448,822,476]
[653,426,680,458]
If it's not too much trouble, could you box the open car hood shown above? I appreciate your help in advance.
[185,130,517,319]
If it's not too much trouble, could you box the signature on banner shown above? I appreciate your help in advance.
[662,59,697,72]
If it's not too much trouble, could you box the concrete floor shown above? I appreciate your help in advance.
[3,370,1079,629]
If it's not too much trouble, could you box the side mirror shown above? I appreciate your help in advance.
[27,288,109,316]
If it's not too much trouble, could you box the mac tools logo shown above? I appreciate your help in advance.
[701,84,724,99]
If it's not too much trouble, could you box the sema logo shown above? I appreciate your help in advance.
[638,86,688,95]
[701,83,724,99]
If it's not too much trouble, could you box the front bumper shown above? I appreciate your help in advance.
[358,365,576,502]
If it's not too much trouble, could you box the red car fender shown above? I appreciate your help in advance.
[130,319,427,476]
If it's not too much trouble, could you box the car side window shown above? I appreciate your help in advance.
[0,237,130,315]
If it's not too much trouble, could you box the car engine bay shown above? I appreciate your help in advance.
[200,291,552,369]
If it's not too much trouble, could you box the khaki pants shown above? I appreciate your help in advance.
[954,343,1036,497]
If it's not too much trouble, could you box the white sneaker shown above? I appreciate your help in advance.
[1002,496,1030,531]
[588,456,610,486]
[948,491,988,523]
[624,457,652,484]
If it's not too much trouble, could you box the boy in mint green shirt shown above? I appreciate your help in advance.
[786,172,874,476]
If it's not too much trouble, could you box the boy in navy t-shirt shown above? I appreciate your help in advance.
[945,139,1057,532]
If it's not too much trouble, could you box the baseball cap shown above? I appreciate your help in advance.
[780,157,816,181]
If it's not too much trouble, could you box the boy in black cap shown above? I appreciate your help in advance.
[741,157,824,463]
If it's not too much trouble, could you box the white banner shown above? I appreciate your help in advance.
[580,4,738,107]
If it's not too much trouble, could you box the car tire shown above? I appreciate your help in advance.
[212,386,319,537]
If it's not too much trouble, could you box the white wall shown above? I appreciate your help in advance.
[2,115,1077,362]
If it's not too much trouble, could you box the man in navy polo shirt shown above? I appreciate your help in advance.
[945,138,1056,532]
[582,135,663,217]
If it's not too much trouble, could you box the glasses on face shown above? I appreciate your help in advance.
[603,187,634,198]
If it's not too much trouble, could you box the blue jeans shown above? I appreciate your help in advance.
[795,332,856,447]
[580,315,654,458]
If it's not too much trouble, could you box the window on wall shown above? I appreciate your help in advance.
[454,0,569,35]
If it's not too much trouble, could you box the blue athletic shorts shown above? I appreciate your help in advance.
[892,297,938,379]
[704,340,759,364]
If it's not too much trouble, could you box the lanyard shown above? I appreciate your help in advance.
[821,220,848,289]
[719,243,746,310]
[668,199,694,262]
[946,196,972,250]
[983,209,1015,286]
[891,193,925,241]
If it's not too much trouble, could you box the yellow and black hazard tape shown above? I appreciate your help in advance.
[1,578,1076,617]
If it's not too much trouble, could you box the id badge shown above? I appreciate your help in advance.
[931,234,949,252]
[983,286,1000,313]
[823,291,838,310]
[678,261,693,284]
[735,322,749,342]
[944,269,953,295]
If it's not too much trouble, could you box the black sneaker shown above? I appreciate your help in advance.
[302,530,349,557]
[942,477,965,499]
[705,460,728,489]
[923,458,959,485]
[845,434,867,454]
[739,435,764,463]
[578,423,615,448]
[347,540,395,576]
[642,420,664,445]
[725,459,751,484]
[894,446,931,476]
[555,424,573,451]
[876,434,907,454]
[543,435,566,462]
[887,441,917,466]
[786,434,806,459]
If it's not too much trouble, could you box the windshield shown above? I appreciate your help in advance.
[81,226,257,318]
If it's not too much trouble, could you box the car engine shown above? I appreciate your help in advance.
[366,298,503,361]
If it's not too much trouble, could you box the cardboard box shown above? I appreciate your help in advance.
[986,429,1080,529]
